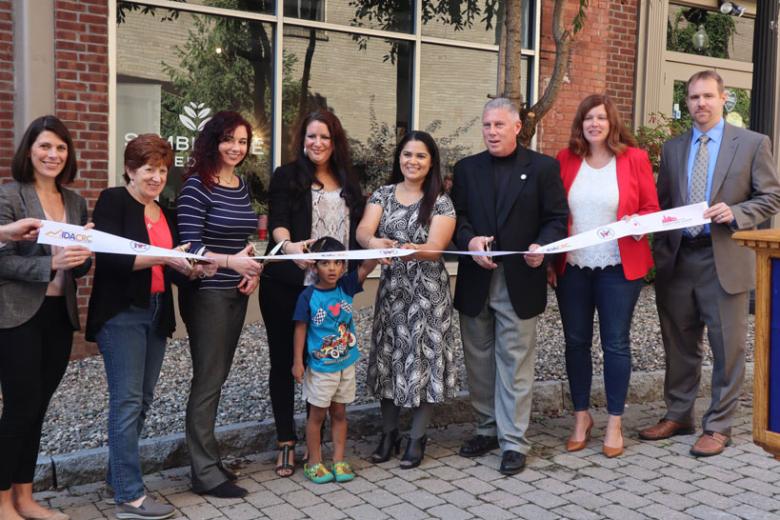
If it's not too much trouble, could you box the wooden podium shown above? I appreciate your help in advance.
[733,229,780,458]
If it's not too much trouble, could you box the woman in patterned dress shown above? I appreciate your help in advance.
[357,130,457,469]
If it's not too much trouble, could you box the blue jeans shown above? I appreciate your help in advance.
[97,295,166,504]
[555,264,642,416]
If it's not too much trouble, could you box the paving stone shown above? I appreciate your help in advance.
[658,465,699,482]
[725,504,778,520]
[383,502,428,520]
[510,468,545,483]
[296,479,341,496]
[517,490,567,509]
[600,489,651,509]
[466,503,513,520]
[438,455,477,469]
[615,465,659,481]
[61,504,103,520]
[550,453,591,469]
[561,489,611,511]
[380,476,419,494]
[220,503,263,520]
[622,454,667,471]
[282,489,322,508]
[569,476,616,494]
[658,455,700,470]
[451,477,496,496]
[399,490,446,509]
[355,466,394,483]
[598,504,650,520]
[262,478,303,495]
[510,503,559,520]
[638,503,695,520]
[300,502,347,520]
[426,504,474,520]
[259,503,305,520]
[438,490,481,508]
[687,489,739,510]
[426,465,469,482]
[650,477,698,495]
[733,491,780,512]
[321,490,364,509]
[685,505,741,520]
[462,465,506,482]
[579,466,619,483]
[691,464,740,483]
[343,503,389,520]
[478,490,525,509]
[731,477,779,497]
[532,477,575,495]
[180,503,223,520]
[203,495,245,508]
[415,478,457,494]
[167,493,207,509]
[550,504,601,520]
[245,491,285,509]
[733,465,780,483]
[690,477,741,496]
[358,488,404,508]
[644,491,696,511]
[390,468,429,481]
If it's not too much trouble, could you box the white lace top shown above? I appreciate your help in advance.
[304,187,350,286]
[566,157,621,269]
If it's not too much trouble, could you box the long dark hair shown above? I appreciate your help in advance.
[12,115,78,185]
[186,111,253,190]
[388,131,443,226]
[290,110,363,218]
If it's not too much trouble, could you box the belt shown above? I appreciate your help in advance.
[681,235,712,249]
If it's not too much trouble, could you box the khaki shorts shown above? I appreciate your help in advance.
[302,364,357,408]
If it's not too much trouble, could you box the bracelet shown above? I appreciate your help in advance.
[225,255,230,268]
[279,239,290,254]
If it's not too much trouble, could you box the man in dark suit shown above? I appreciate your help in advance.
[639,70,780,456]
[451,98,568,474]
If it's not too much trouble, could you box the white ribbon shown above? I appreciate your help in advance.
[36,202,711,261]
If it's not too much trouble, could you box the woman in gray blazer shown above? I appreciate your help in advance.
[0,116,91,520]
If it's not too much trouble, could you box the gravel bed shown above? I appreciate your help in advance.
[2,285,754,456]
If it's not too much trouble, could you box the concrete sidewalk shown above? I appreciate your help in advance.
[36,397,779,520]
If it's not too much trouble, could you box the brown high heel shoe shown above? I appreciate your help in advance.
[602,426,624,458]
[566,415,594,452]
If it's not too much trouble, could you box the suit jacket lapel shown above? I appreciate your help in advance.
[19,182,50,254]
[674,130,693,207]
[710,123,738,203]
[496,147,531,229]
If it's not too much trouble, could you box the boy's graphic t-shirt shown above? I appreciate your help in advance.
[293,270,363,373]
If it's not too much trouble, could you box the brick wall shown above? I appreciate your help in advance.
[0,0,13,180]
[537,0,639,155]
[55,0,109,357]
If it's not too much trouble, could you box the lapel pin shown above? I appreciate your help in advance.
[520,174,527,180]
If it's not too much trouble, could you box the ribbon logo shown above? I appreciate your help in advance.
[130,241,150,252]
[597,227,615,240]
[45,229,93,243]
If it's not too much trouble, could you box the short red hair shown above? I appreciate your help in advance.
[124,134,174,182]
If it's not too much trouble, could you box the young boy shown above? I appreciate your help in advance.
[292,237,378,483]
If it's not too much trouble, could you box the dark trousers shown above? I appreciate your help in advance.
[555,264,643,416]
[258,276,304,444]
[179,287,248,493]
[0,297,73,490]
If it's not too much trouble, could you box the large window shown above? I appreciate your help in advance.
[113,0,540,207]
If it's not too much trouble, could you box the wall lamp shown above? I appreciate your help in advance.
[719,1,746,17]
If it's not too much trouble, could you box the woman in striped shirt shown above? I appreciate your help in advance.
[176,111,262,499]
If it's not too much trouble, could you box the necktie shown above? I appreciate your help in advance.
[687,134,710,237]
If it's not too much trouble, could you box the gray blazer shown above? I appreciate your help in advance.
[654,123,780,294]
[0,181,91,329]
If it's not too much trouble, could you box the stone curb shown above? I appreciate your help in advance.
[35,362,752,489]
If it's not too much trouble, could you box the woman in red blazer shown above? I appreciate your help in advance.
[550,94,659,458]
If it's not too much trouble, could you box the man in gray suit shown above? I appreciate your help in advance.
[639,70,780,456]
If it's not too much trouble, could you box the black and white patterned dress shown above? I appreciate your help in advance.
[367,184,457,407]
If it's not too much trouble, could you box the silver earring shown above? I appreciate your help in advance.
[303,147,308,157]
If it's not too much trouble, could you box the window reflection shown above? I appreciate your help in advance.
[116,4,273,209]
[285,0,414,34]
[666,4,753,62]
[280,27,412,192]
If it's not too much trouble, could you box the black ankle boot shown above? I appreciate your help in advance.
[371,429,401,463]
[400,435,427,469]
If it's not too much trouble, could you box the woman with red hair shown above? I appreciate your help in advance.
[551,94,659,458]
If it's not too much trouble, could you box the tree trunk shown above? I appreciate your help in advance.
[501,0,523,111]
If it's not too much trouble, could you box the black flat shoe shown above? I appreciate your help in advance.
[371,429,401,463]
[499,450,526,475]
[200,481,247,498]
[400,435,427,469]
[459,435,499,458]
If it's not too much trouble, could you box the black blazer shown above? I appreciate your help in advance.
[86,187,185,341]
[451,147,568,319]
[261,161,363,286]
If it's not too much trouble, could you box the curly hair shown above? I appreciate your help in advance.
[568,94,636,158]
[387,131,443,226]
[288,110,364,220]
[185,111,252,191]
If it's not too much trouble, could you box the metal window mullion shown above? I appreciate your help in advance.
[121,0,278,23]
[530,0,541,151]
[108,0,118,187]
[272,0,284,170]
[411,0,422,131]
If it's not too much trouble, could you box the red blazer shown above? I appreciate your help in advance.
[555,146,660,280]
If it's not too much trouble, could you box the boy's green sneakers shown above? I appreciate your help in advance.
[332,461,355,482]
[303,462,334,484]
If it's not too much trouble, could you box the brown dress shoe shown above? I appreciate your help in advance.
[566,416,594,452]
[638,419,694,440]
[690,431,731,457]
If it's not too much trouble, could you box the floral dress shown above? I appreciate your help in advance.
[367,184,457,407]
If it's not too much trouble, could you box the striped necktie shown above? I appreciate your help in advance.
[687,134,710,237]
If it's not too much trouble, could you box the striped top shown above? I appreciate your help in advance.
[177,175,257,290]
